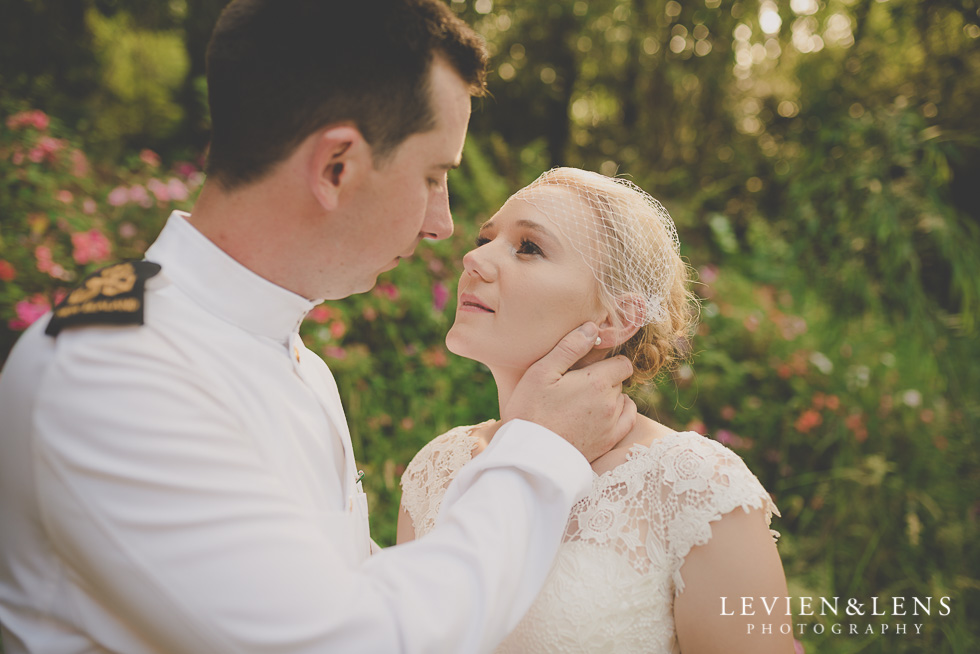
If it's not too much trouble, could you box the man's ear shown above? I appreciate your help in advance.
[308,125,372,211]
[595,294,645,349]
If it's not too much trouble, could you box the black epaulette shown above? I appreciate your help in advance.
[45,260,162,337]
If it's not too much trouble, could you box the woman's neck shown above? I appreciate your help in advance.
[490,366,523,421]
[487,363,660,452]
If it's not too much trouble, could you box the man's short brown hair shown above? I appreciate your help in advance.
[205,0,487,189]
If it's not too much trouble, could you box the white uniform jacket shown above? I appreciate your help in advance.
[0,212,592,653]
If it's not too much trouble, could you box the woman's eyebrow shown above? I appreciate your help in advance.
[478,218,562,248]
[514,219,558,241]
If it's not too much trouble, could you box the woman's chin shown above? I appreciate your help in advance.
[445,333,503,370]
[445,330,478,362]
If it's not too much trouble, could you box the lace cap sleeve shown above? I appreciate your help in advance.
[657,433,780,595]
[399,422,488,538]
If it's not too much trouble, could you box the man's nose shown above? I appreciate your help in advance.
[420,187,453,240]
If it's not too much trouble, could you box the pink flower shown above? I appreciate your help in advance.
[306,306,332,323]
[127,185,152,207]
[11,151,25,165]
[139,149,161,167]
[329,321,347,339]
[147,178,170,203]
[9,294,51,331]
[715,430,753,450]
[70,149,90,177]
[56,189,74,204]
[715,429,735,445]
[71,229,112,265]
[187,172,205,189]
[82,198,97,214]
[38,136,64,157]
[5,109,49,131]
[34,245,54,273]
[685,419,707,435]
[323,346,347,360]
[167,177,189,202]
[432,281,450,312]
[845,413,868,443]
[422,346,448,368]
[0,260,16,281]
[107,186,129,207]
[374,282,400,301]
[698,264,718,284]
[118,222,138,239]
[31,111,50,130]
[175,161,198,178]
[794,409,823,434]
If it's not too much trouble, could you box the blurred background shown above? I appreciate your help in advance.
[1,0,978,651]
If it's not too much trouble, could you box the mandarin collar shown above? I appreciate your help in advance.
[145,211,321,346]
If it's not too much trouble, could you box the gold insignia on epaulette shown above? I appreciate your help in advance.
[45,260,162,336]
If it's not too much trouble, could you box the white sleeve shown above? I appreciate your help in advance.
[33,340,591,653]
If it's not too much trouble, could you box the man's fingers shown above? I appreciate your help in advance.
[530,322,599,379]
[579,355,633,387]
[617,396,638,440]
[585,395,637,463]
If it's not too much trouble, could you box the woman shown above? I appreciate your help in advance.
[398,168,793,653]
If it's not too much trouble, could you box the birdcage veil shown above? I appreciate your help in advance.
[512,168,680,326]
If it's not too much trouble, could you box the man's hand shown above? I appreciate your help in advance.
[502,323,637,462]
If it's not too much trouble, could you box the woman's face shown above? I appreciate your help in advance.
[446,188,605,374]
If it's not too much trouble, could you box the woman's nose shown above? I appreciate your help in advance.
[462,244,496,282]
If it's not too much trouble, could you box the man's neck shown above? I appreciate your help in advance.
[187,178,321,301]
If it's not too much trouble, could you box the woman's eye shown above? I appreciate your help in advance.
[475,235,491,247]
[517,238,543,256]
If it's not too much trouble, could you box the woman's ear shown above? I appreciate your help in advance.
[308,125,370,211]
[595,294,645,349]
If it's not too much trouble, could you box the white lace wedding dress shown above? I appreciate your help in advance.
[400,422,779,653]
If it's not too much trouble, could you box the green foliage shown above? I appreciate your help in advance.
[2,0,980,651]
[86,9,190,151]
[0,103,201,358]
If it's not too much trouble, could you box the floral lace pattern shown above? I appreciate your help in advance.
[400,427,778,653]
[399,421,492,536]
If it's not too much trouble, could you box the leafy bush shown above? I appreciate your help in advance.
[1,107,977,653]
[0,105,201,358]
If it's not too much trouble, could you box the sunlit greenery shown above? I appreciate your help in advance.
[1,1,978,652]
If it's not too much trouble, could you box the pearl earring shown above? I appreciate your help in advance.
[595,336,602,346]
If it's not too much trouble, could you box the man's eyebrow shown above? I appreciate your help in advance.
[436,160,462,171]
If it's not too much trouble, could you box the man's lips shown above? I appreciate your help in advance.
[458,293,494,313]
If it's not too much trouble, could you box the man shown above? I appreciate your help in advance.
[0,1,635,652]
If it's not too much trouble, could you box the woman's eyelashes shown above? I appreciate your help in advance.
[517,238,543,256]
[474,234,544,257]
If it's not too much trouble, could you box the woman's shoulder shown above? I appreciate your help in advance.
[644,431,778,527]
[652,430,754,478]
[399,420,495,538]
[619,430,778,526]
[401,420,494,484]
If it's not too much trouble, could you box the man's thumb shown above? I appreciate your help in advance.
[531,323,598,378]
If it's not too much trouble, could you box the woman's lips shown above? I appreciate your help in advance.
[459,293,494,313]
